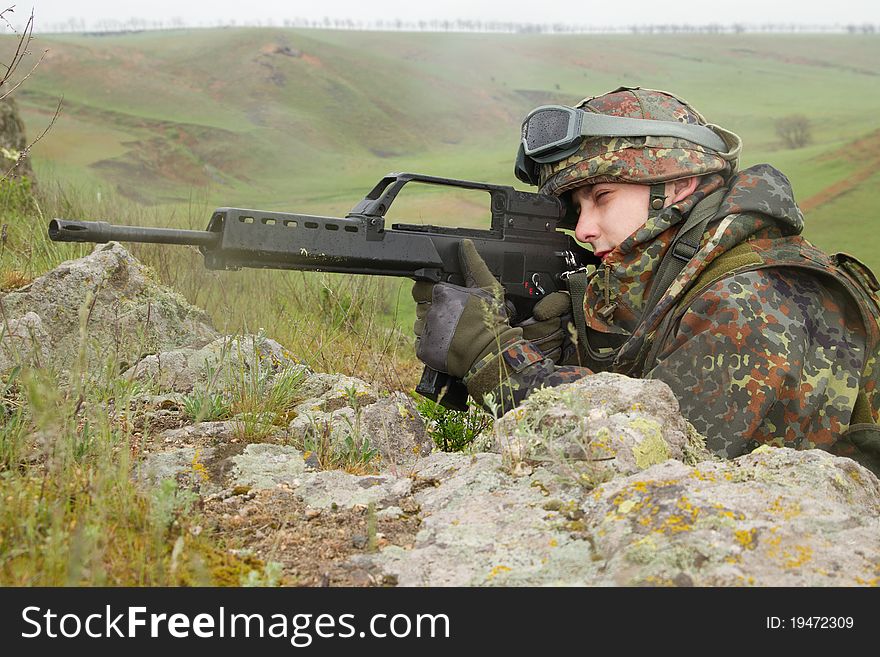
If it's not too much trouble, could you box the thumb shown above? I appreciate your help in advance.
[532,291,571,321]
[459,239,501,295]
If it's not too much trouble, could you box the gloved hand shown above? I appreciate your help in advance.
[516,291,571,362]
[411,239,521,378]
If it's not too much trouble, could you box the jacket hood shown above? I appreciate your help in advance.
[613,163,807,371]
[716,164,804,236]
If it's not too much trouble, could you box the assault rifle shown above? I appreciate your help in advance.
[48,172,598,410]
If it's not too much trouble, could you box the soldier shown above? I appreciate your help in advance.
[413,86,880,474]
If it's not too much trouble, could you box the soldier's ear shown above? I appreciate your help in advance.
[667,176,700,204]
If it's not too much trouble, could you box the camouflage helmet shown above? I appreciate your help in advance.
[531,87,742,197]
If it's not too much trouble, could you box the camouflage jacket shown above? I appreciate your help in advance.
[464,164,880,471]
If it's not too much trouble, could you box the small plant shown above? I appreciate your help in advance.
[264,367,307,423]
[340,430,380,470]
[415,396,493,452]
[0,366,25,469]
[220,336,308,442]
[183,390,232,423]
[240,561,283,587]
[149,479,199,536]
[300,413,380,474]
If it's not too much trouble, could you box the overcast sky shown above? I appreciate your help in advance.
[5,0,880,31]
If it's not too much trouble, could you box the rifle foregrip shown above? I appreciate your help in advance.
[415,366,470,411]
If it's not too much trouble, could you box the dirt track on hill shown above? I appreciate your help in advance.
[801,129,880,213]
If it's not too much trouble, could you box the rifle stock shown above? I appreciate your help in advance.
[48,172,598,410]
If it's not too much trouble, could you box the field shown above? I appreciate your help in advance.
[11,30,880,221]
[6,28,878,376]
[1,27,878,585]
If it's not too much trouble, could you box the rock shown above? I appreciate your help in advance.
[292,373,377,414]
[136,407,880,586]
[0,311,51,371]
[288,388,430,472]
[139,441,415,509]
[352,452,593,586]
[479,373,713,483]
[376,506,404,520]
[353,446,880,586]
[124,333,306,393]
[157,421,240,446]
[581,447,880,586]
[359,393,433,471]
[134,446,216,491]
[293,470,412,510]
[228,444,307,492]
[0,242,217,377]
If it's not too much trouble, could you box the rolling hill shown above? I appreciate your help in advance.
[8,27,880,266]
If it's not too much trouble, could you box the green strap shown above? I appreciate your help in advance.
[643,189,726,315]
[568,270,590,352]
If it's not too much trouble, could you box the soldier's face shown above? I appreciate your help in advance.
[571,183,651,259]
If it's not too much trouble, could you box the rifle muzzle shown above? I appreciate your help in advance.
[48,219,220,247]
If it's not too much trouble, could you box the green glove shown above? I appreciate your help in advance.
[413,239,521,379]
[516,291,571,362]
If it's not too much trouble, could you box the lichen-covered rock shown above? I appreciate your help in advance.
[355,446,880,586]
[582,447,880,586]
[139,442,414,510]
[352,452,597,586]
[290,470,412,510]
[227,443,308,491]
[0,242,218,377]
[358,393,433,471]
[156,421,240,447]
[134,446,216,491]
[136,435,880,586]
[124,333,306,393]
[480,373,712,482]
[291,373,377,414]
[288,385,429,471]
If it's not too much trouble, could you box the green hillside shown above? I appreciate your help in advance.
[9,28,880,265]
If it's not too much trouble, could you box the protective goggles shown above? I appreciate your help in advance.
[515,104,732,186]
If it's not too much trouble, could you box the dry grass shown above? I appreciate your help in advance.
[0,176,424,585]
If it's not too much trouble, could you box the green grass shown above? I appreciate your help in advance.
[803,170,880,262]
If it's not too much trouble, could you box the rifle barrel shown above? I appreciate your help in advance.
[48,219,220,248]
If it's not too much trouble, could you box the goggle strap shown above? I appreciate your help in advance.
[578,113,729,154]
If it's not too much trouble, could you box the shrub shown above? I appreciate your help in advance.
[415,396,493,452]
[775,114,812,149]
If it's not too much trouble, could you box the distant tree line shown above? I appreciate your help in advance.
[39,17,880,35]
